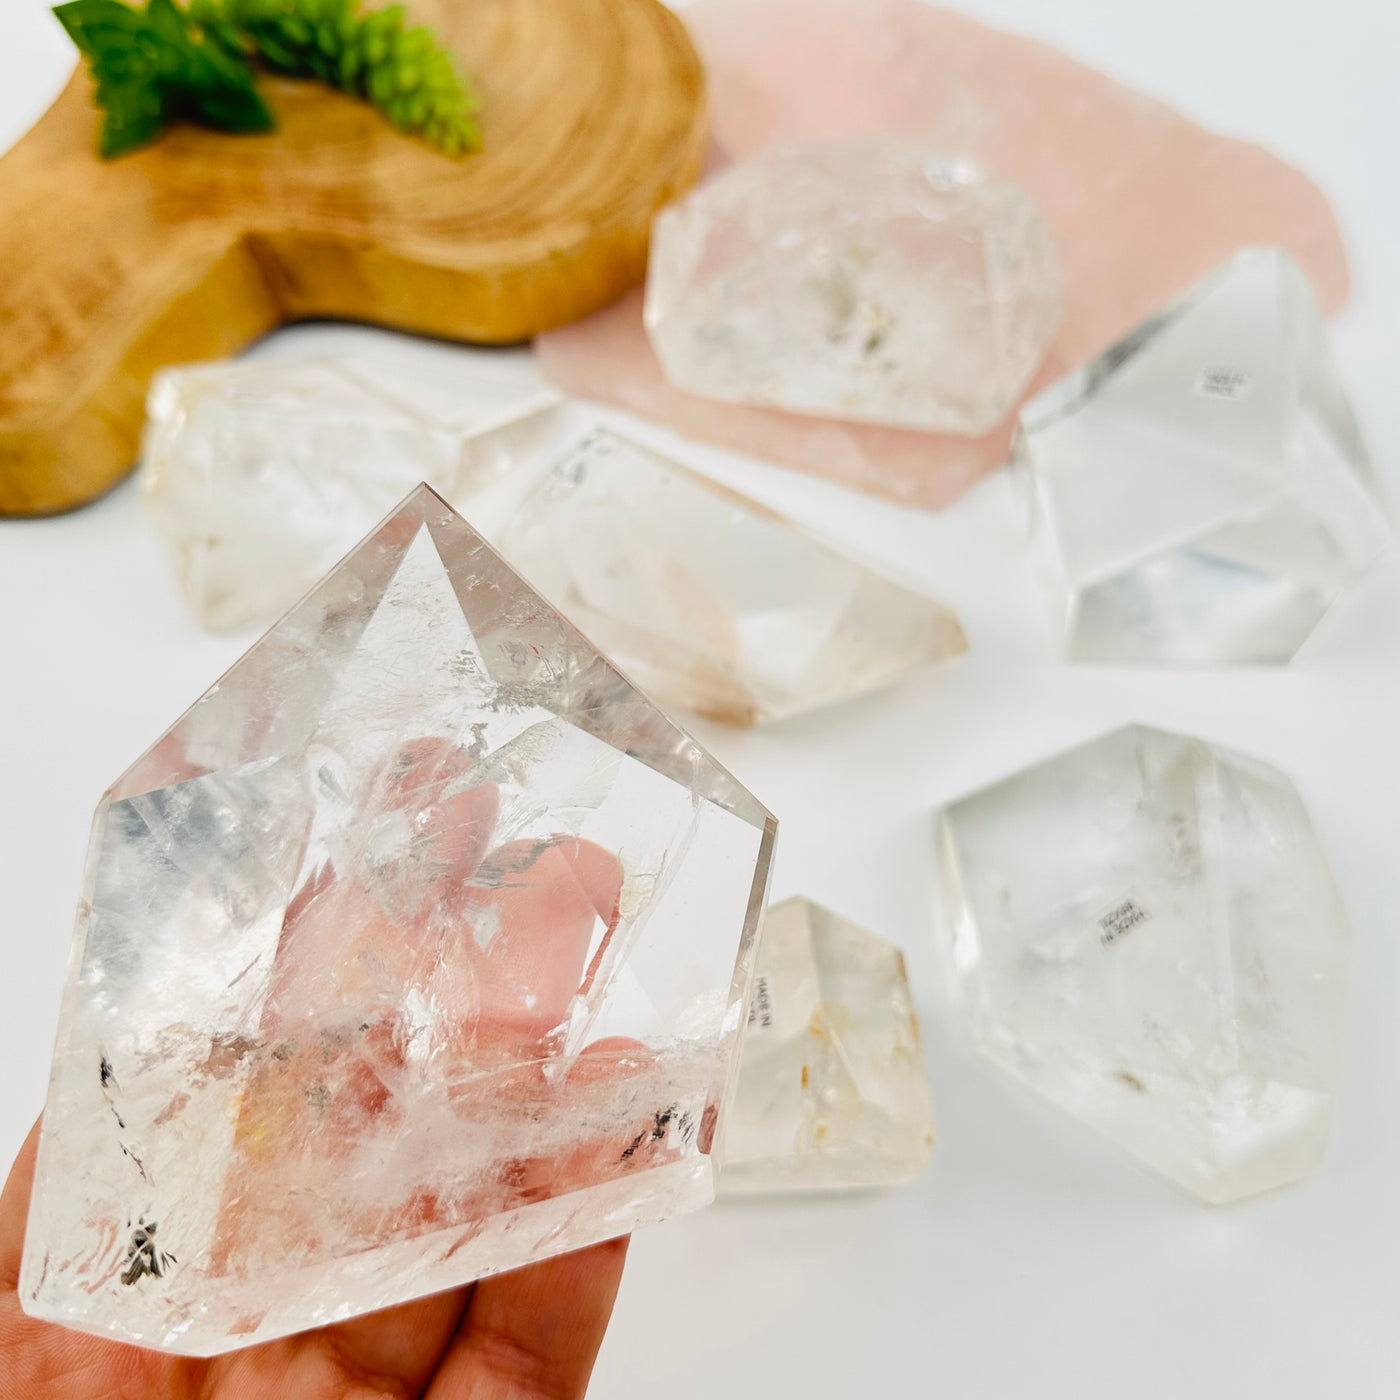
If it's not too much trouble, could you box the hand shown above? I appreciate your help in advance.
[0,1117,628,1399]
[1,734,654,1396]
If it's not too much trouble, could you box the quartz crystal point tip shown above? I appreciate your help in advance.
[21,483,776,1355]
[935,724,1351,1203]
[141,352,561,633]
[718,897,934,1194]
[644,138,1062,435]
[1015,248,1390,664]
[491,429,967,726]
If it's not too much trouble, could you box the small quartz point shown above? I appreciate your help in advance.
[141,352,561,632]
[491,430,967,726]
[718,898,934,1194]
[21,486,775,1355]
[644,138,1062,435]
[1016,248,1390,663]
[935,724,1351,1203]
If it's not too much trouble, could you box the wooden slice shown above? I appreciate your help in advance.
[0,0,707,515]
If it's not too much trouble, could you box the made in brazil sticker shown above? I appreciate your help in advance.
[1195,365,1254,401]
[1098,897,1151,947]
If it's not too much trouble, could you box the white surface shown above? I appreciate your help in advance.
[2,0,1398,1394]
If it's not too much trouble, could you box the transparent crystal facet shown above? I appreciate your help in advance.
[21,486,775,1355]
[644,138,1063,434]
[491,430,966,726]
[141,352,561,632]
[1016,248,1390,663]
[718,898,934,1195]
[935,724,1351,1203]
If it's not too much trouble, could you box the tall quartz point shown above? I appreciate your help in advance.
[492,430,966,725]
[142,352,561,632]
[644,138,1062,434]
[718,898,934,1194]
[935,725,1351,1203]
[1016,248,1390,663]
[21,486,776,1355]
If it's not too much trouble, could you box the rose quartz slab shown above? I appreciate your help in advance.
[536,0,1349,508]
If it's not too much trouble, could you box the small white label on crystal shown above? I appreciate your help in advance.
[1097,897,1150,947]
[1195,365,1253,400]
[747,974,773,1030]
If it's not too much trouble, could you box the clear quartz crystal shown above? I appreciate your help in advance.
[21,486,775,1356]
[1015,248,1391,663]
[935,724,1351,1203]
[718,898,934,1194]
[644,138,1062,434]
[490,430,966,726]
[141,352,561,633]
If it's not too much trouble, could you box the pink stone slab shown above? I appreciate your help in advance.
[536,0,1349,508]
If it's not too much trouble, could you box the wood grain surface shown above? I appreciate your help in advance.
[0,0,708,515]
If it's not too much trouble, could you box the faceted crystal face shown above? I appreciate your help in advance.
[21,487,775,1355]
[491,430,966,725]
[935,725,1351,1203]
[141,353,561,632]
[644,138,1063,435]
[718,898,934,1194]
[1016,248,1390,664]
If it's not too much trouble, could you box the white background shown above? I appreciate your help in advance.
[2,0,1398,1394]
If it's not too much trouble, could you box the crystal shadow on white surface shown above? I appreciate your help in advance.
[142,352,561,632]
[21,485,775,1355]
[718,897,933,1195]
[490,429,967,726]
[645,138,1062,435]
[934,724,1351,1203]
[1014,248,1390,664]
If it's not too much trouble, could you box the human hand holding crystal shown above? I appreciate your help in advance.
[0,735,666,1395]
[1,1125,628,1399]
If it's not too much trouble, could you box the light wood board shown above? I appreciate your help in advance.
[0,0,708,515]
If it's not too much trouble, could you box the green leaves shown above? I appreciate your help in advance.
[55,0,480,160]
[207,0,481,157]
[55,0,273,158]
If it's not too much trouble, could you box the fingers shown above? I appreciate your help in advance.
[425,1236,629,1400]
[0,1119,40,1292]
[313,1286,475,1397]
[455,837,623,1046]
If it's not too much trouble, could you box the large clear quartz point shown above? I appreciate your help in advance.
[1015,248,1390,663]
[644,138,1062,434]
[491,430,966,725]
[718,898,934,1194]
[141,352,560,632]
[21,486,776,1355]
[935,724,1351,1203]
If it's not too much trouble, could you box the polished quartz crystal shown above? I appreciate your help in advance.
[935,724,1351,1203]
[142,352,560,632]
[491,430,966,726]
[644,138,1062,434]
[20,486,775,1355]
[718,898,933,1194]
[1015,248,1390,663]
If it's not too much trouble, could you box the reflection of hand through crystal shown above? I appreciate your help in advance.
[214,735,685,1280]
